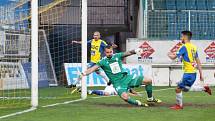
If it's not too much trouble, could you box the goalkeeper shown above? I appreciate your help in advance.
[79,45,162,107]
[72,31,117,83]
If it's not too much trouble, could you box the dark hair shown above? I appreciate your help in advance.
[105,45,112,50]
[181,31,192,40]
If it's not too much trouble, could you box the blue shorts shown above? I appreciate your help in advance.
[178,73,197,92]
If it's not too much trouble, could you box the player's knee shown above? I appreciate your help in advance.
[104,92,110,96]
[120,93,129,101]
[175,88,182,93]
[143,77,152,85]
[182,86,190,92]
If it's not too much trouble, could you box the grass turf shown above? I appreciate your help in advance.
[1,87,215,121]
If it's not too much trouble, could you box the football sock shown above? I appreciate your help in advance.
[176,92,183,107]
[127,97,140,106]
[145,84,153,98]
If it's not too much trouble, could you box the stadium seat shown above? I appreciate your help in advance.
[166,0,176,10]
[207,0,215,10]
[190,12,198,23]
[177,12,188,23]
[167,22,177,39]
[196,0,207,10]
[190,25,199,40]
[153,0,166,10]
[176,0,186,10]
[167,13,177,23]
[198,12,208,23]
[186,0,196,10]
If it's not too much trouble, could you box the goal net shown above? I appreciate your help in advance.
[0,0,85,117]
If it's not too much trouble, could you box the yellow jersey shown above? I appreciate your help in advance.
[176,43,198,73]
[89,39,107,63]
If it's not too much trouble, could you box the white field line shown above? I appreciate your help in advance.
[0,107,36,119]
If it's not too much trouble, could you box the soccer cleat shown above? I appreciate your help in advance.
[147,97,162,103]
[170,104,183,110]
[136,100,149,107]
[204,86,212,95]
[142,103,149,107]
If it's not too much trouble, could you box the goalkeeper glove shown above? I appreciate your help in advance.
[135,48,143,56]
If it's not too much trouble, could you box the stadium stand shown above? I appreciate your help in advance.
[147,0,215,40]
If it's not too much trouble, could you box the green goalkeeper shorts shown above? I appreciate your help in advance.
[114,75,144,96]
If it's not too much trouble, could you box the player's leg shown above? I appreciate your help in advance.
[120,92,143,106]
[115,84,148,107]
[142,77,162,103]
[170,73,196,110]
[88,90,107,96]
[128,76,161,103]
[190,85,212,95]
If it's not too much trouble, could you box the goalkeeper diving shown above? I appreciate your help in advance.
[79,45,162,107]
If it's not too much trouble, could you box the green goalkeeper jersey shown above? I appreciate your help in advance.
[96,52,130,85]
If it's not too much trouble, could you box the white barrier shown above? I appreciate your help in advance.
[126,39,215,86]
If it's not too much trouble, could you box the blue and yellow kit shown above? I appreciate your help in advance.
[176,43,199,91]
[88,39,107,65]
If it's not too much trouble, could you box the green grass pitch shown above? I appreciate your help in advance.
[1,87,215,121]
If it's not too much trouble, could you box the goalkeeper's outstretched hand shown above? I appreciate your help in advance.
[135,48,143,56]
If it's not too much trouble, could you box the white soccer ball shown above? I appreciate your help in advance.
[135,48,143,56]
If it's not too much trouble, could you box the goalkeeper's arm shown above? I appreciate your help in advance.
[122,48,142,58]
[81,65,100,76]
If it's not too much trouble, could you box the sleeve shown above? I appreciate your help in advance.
[87,40,92,45]
[176,46,186,59]
[195,51,199,58]
[100,40,107,48]
[115,52,124,59]
[96,60,103,67]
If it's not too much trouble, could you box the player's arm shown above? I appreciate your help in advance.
[72,40,91,44]
[81,65,100,76]
[168,46,186,60]
[71,40,82,44]
[168,52,177,60]
[122,48,144,58]
[122,50,136,58]
[111,42,118,48]
[195,56,204,81]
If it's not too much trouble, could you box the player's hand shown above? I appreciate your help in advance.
[72,41,77,44]
[168,52,176,56]
[135,48,143,56]
[111,42,118,48]
[72,41,81,44]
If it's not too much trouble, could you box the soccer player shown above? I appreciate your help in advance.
[79,45,162,107]
[168,31,212,110]
[88,84,117,96]
[72,31,117,83]
[88,84,139,96]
